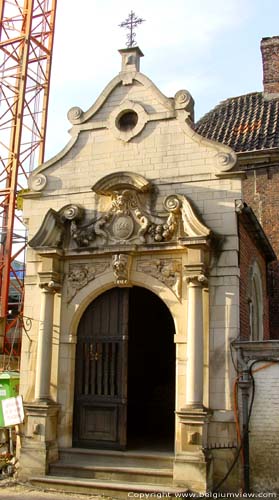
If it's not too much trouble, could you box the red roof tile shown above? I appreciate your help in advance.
[195,92,279,152]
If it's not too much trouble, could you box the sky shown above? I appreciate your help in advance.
[45,0,279,160]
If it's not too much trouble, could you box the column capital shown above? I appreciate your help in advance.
[39,280,61,293]
[185,274,208,286]
[38,271,62,293]
[35,273,60,401]
[184,263,208,287]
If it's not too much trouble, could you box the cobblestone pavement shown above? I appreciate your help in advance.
[0,480,277,500]
[0,479,103,499]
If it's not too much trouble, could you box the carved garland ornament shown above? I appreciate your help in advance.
[67,262,109,302]
[28,173,211,251]
[68,192,180,248]
[137,259,182,298]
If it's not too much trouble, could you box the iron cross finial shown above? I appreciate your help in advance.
[119,11,145,48]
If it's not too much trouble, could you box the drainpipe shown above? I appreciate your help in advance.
[238,370,251,493]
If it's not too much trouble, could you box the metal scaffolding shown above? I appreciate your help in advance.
[0,0,57,357]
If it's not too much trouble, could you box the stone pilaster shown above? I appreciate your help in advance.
[185,273,207,409]
[19,268,61,479]
[35,279,60,401]
[174,246,212,492]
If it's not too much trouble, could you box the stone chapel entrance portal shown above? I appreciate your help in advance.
[73,286,175,451]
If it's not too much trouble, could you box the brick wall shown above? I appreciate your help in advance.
[249,361,279,492]
[239,218,270,340]
[261,36,279,94]
[242,168,279,338]
[242,167,279,255]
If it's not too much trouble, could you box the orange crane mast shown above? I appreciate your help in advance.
[0,0,57,357]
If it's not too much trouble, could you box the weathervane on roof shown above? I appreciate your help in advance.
[119,11,145,48]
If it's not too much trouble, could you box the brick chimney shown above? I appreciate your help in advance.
[261,36,279,94]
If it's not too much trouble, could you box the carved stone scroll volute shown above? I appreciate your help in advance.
[28,173,211,252]
[65,190,181,247]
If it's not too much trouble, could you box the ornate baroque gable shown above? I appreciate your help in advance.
[29,172,210,251]
[27,47,237,197]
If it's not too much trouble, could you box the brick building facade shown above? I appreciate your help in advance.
[238,205,274,341]
[197,35,279,339]
[197,36,279,493]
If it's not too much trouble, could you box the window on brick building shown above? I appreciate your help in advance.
[248,261,263,341]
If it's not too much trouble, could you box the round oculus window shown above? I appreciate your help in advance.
[117,110,138,131]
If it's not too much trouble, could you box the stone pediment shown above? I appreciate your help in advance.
[29,173,210,251]
[92,171,151,195]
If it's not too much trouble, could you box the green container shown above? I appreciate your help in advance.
[0,372,20,427]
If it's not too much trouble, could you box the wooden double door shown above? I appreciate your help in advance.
[73,287,175,450]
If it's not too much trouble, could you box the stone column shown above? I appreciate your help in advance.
[19,277,61,479]
[185,274,207,408]
[34,282,57,401]
[174,270,212,493]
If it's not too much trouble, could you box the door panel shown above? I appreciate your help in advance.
[79,405,117,442]
[73,288,129,449]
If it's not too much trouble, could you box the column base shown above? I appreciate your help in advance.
[18,400,60,479]
[174,407,212,492]
[174,451,212,493]
[183,403,208,411]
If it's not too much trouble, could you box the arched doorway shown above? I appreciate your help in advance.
[73,286,175,451]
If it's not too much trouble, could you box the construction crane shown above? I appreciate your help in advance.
[0,0,57,359]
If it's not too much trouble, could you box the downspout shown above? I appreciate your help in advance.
[235,200,251,492]
[238,370,251,493]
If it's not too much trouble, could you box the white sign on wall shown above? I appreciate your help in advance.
[1,396,24,427]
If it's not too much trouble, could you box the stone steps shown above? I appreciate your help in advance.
[57,447,174,468]
[30,475,187,499]
[49,462,173,485]
[30,447,180,498]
